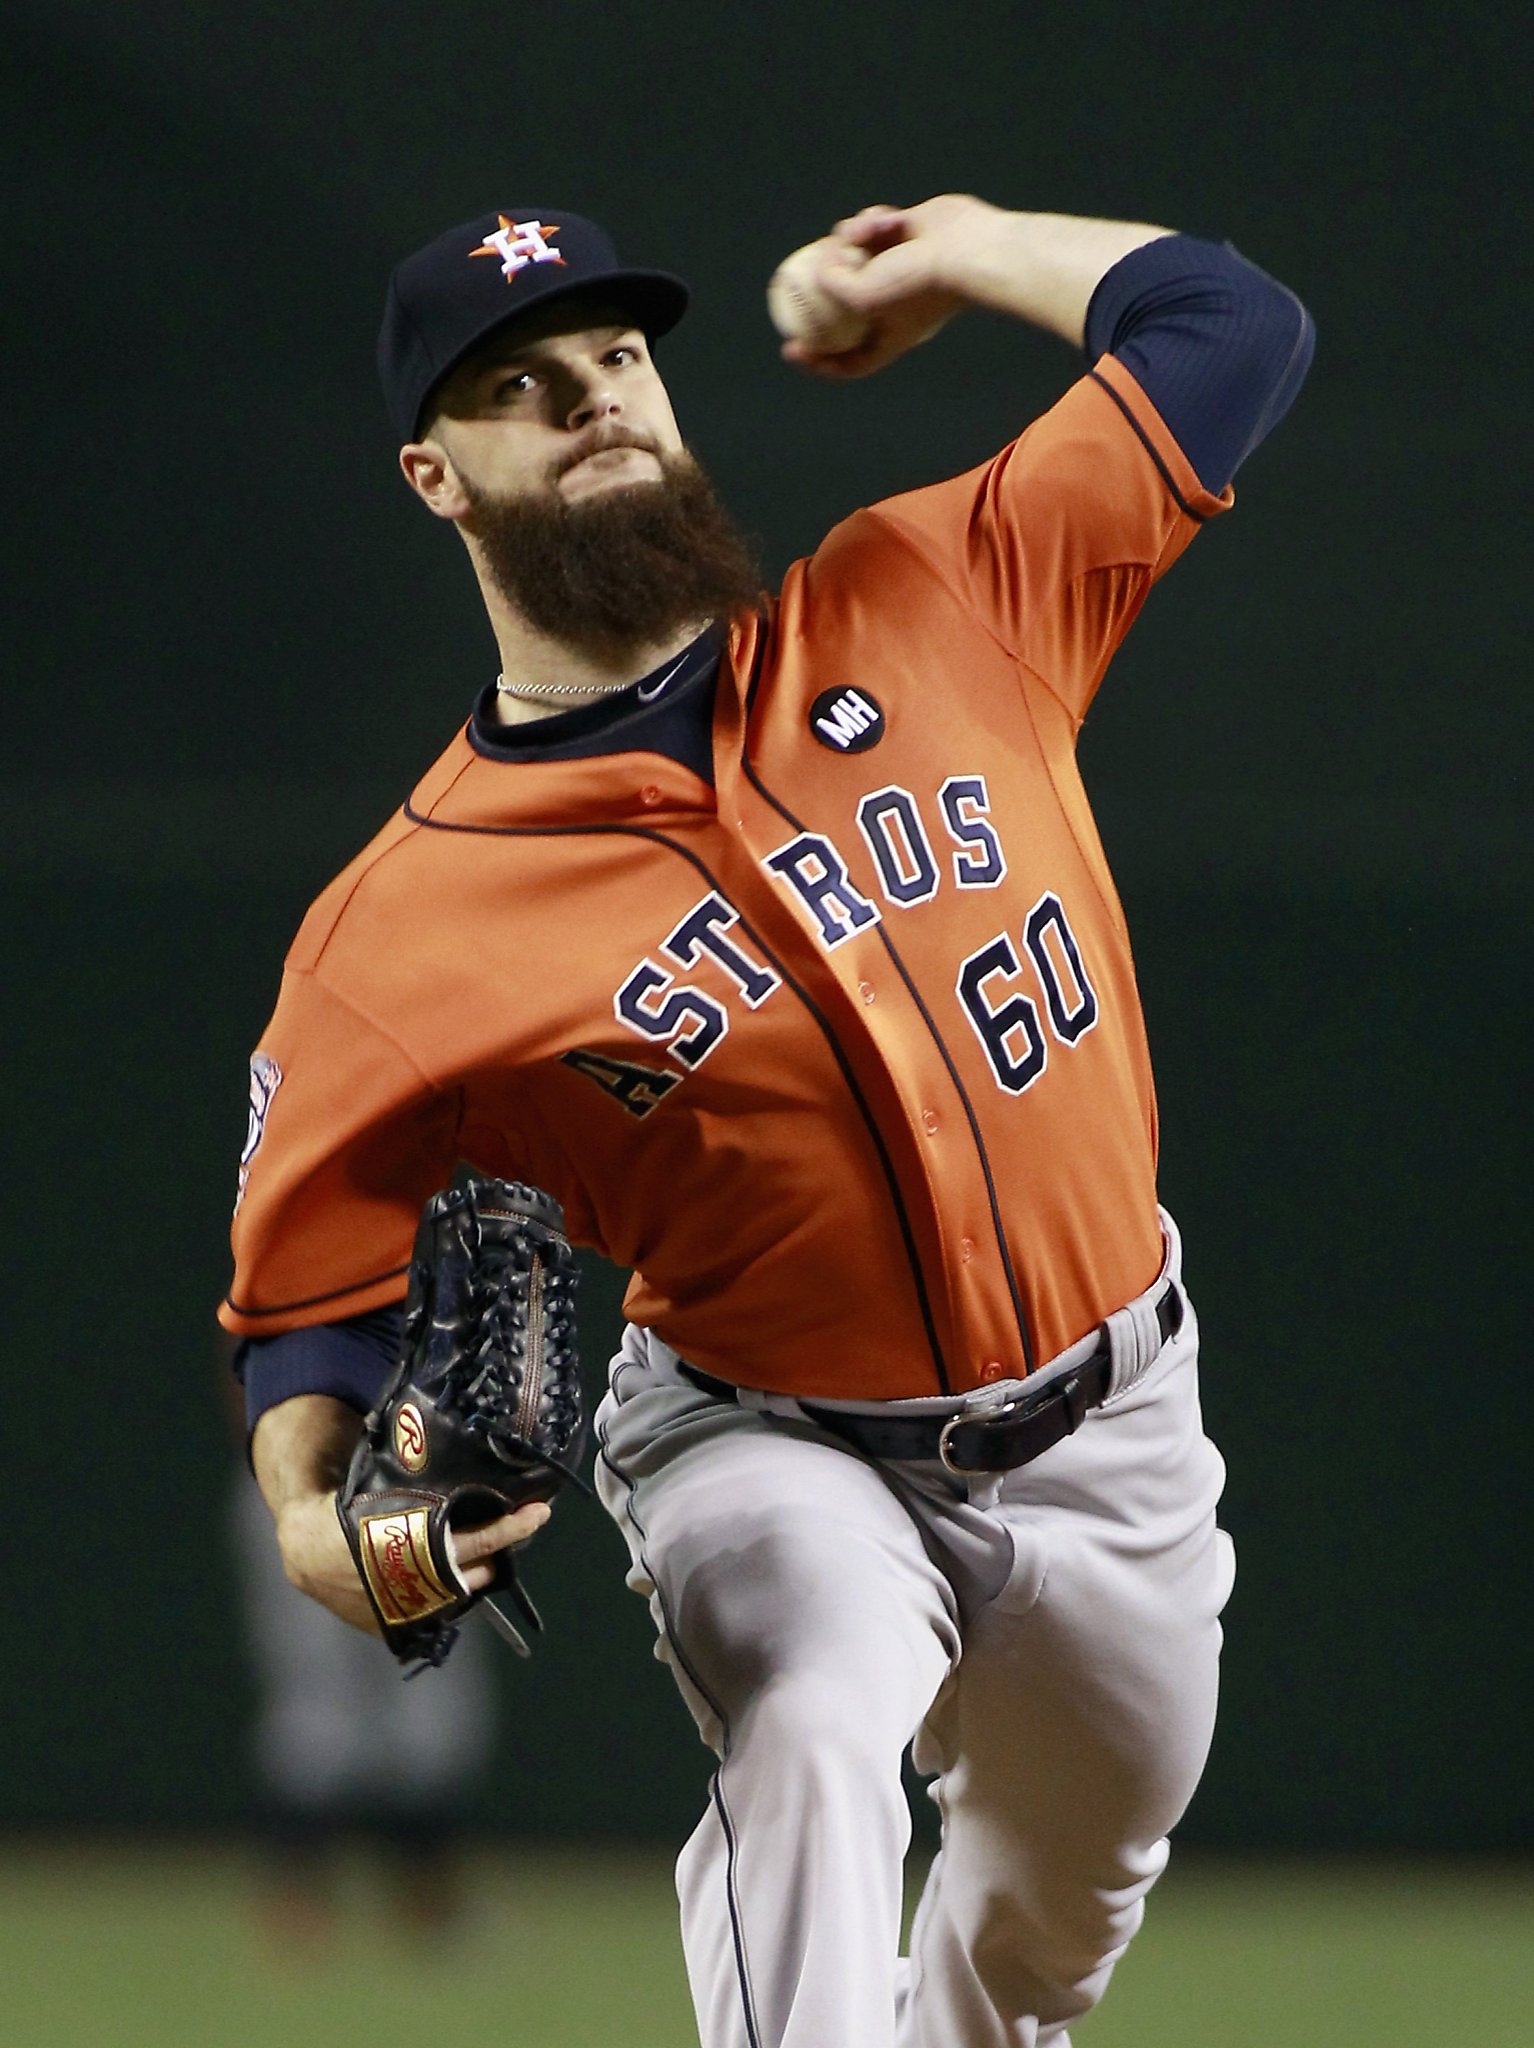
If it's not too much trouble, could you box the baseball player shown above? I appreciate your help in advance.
[225,194,1312,2046]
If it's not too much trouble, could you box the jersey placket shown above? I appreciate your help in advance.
[710,759,1034,1395]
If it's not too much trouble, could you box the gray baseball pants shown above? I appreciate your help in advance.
[595,1214,1234,2047]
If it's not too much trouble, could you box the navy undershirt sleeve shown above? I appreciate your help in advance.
[238,1305,403,1436]
[1083,234,1314,493]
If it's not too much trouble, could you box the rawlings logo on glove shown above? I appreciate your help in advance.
[337,1176,586,1672]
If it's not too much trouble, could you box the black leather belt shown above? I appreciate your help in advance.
[676,1285,1182,1476]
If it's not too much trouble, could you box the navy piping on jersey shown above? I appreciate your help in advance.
[1085,369,1209,522]
[225,1259,413,1320]
[397,799,952,1395]
[738,656,1037,1380]
[596,1360,763,2048]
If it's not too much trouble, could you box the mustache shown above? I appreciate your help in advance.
[550,426,669,483]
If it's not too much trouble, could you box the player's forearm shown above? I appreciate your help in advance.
[250,1393,386,1631]
[946,206,1173,348]
[816,197,1176,375]
[251,1392,361,1518]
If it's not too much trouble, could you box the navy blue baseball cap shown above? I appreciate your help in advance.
[378,207,690,441]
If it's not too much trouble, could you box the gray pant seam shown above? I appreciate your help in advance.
[595,1389,765,2048]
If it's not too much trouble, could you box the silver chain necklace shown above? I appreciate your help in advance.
[496,647,690,705]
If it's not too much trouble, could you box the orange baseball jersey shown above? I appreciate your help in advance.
[221,355,1231,1399]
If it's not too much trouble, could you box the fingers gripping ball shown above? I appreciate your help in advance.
[336,1177,586,1673]
[767,239,871,353]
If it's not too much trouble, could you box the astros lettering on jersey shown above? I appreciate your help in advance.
[221,355,1231,1399]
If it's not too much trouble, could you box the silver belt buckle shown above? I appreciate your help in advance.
[937,1381,1020,1476]
[937,1411,970,1477]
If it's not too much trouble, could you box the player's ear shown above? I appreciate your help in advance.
[399,436,472,521]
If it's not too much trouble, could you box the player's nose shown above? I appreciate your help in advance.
[565,368,622,430]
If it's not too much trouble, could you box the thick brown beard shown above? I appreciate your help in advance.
[461,451,762,654]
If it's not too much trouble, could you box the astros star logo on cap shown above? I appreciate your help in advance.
[470,216,566,281]
[379,206,689,440]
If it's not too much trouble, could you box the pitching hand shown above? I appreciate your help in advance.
[783,195,1005,380]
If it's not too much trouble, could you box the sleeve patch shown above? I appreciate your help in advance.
[236,1051,284,1216]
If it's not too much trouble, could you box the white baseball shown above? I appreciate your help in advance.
[767,240,871,352]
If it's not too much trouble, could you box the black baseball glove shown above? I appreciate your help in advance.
[336,1176,585,1673]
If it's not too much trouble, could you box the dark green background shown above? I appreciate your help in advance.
[5,3,1527,1849]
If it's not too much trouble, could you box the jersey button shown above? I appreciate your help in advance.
[922,1109,939,1134]
[858,980,876,1005]
[639,784,664,807]
[960,1236,975,1262]
[981,1360,1003,1383]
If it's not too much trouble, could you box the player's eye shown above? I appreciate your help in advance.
[493,371,537,401]
[605,343,643,368]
